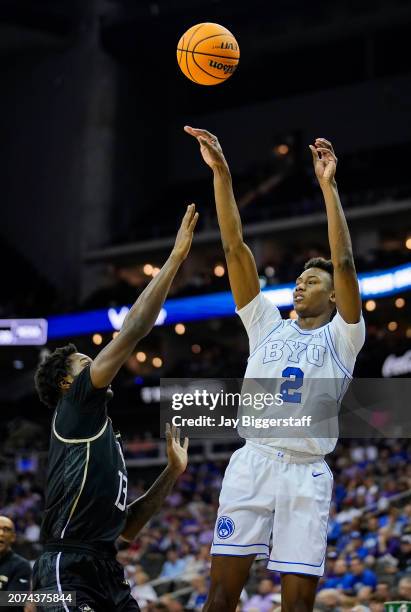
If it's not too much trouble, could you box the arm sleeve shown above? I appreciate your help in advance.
[236,292,283,354]
[7,560,31,590]
[328,311,366,366]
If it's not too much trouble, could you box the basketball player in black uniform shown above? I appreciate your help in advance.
[32,205,198,611]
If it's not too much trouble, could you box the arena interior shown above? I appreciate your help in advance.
[1,1,411,610]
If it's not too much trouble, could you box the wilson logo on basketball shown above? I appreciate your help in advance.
[208,60,237,74]
[220,42,238,51]
[177,22,240,85]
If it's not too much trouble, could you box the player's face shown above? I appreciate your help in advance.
[0,517,16,554]
[66,353,114,399]
[293,267,335,317]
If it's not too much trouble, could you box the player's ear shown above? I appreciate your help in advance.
[329,290,336,305]
[58,376,72,391]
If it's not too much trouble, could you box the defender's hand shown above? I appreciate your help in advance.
[309,138,338,186]
[184,126,228,170]
[172,203,199,262]
[165,423,189,476]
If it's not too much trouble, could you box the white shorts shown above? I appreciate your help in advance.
[210,441,333,577]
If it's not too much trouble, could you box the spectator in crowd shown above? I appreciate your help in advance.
[243,579,276,612]
[327,510,342,544]
[0,516,31,610]
[321,559,348,590]
[346,531,369,560]
[368,598,385,612]
[324,551,338,576]
[396,576,411,600]
[186,575,208,610]
[0,438,410,610]
[374,552,399,586]
[160,547,188,580]
[314,588,342,611]
[374,581,392,602]
[356,585,373,604]
[131,570,157,608]
[343,556,377,593]
[396,533,411,572]
[184,544,211,579]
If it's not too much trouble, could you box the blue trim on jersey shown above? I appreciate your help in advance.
[269,530,329,569]
[324,326,352,379]
[211,552,268,558]
[248,319,284,361]
[268,558,324,567]
[323,460,334,480]
[269,472,332,572]
[212,542,270,548]
[337,375,352,404]
[267,567,322,577]
[336,375,346,404]
[324,482,333,555]
[290,320,330,335]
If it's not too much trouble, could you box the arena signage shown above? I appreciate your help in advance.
[0,319,48,346]
[44,263,411,340]
[382,350,411,377]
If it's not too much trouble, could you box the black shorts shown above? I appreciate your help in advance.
[32,550,140,612]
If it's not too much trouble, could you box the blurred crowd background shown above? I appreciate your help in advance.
[1,0,411,610]
[1,436,411,611]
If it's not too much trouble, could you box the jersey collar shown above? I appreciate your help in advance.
[290,319,330,334]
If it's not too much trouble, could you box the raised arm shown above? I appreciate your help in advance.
[185,126,260,310]
[121,424,188,541]
[90,205,198,388]
[310,138,362,323]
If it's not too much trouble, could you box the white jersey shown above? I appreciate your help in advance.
[237,292,366,457]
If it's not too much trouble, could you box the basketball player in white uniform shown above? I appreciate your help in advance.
[185,127,365,612]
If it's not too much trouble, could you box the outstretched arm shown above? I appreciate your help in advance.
[310,138,361,323]
[185,126,260,310]
[121,424,188,541]
[90,205,199,388]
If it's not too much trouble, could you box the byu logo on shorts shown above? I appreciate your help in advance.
[217,516,235,539]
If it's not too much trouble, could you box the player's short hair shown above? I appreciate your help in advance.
[303,257,334,284]
[34,343,77,408]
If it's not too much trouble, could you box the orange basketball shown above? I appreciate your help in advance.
[177,23,240,86]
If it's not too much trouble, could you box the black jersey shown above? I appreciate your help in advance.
[40,367,128,550]
[0,550,31,611]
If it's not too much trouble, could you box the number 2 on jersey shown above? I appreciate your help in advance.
[280,367,304,403]
[115,470,128,511]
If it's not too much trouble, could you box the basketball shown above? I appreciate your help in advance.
[177,23,240,86]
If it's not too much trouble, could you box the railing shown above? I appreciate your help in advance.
[85,198,411,262]
[336,488,411,523]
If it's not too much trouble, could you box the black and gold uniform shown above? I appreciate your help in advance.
[33,367,139,611]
